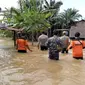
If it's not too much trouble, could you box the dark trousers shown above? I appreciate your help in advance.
[18,50,27,53]
[49,51,59,60]
[61,48,68,53]
[40,46,48,51]
[73,57,83,60]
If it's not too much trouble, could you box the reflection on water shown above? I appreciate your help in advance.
[0,38,85,85]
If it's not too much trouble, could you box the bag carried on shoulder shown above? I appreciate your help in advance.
[56,40,63,52]
[56,44,62,52]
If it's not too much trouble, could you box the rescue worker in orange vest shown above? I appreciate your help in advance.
[67,32,85,60]
[16,33,32,53]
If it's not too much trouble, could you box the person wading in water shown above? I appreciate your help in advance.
[67,32,85,60]
[16,33,32,53]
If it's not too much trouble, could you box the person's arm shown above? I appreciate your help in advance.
[67,41,73,50]
[26,40,32,52]
[57,38,64,48]
[37,37,40,49]
[16,39,18,49]
[82,41,85,49]
[37,42,40,49]
[45,39,50,49]
[26,45,32,52]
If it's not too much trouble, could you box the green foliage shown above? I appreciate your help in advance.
[55,8,82,29]
[0,30,13,37]
[1,0,82,33]
[44,0,63,25]
[2,0,51,33]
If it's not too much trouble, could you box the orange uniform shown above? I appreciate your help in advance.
[16,39,28,51]
[67,40,85,58]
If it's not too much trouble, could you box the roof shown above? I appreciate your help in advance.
[70,20,85,39]
[56,29,69,31]
[0,23,23,31]
[7,27,23,31]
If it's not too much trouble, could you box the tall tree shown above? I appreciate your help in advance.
[44,0,63,25]
[2,0,51,45]
[43,0,63,36]
[57,8,82,29]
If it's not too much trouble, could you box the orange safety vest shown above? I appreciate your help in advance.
[68,40,85,57]
[16,39,28,51]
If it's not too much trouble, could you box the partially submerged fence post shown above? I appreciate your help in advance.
[13,31,16,46]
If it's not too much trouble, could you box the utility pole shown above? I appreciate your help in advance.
[0,7,1,12]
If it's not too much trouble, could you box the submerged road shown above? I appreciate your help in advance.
[0,38,85,85]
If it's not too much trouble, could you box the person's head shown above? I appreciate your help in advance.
[53,29,58,35]
[17,32,26,39]
[75,32,80,37]
[21,35,26,39]
[17,32,22,38]
[42,31,47,35]
[63,31,68,35]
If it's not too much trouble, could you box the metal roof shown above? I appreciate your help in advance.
[0,23,23,31]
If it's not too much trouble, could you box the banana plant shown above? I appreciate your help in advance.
[2,0,51,45]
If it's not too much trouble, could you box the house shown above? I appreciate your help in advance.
[70,20,85,40]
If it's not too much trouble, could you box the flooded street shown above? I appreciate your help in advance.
[0,38,85,85]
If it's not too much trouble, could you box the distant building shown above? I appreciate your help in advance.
[70,20,85,39]
[0,22,7,29]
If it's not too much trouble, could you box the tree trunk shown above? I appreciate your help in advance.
[31,31,34,46]
[13,31,16,46]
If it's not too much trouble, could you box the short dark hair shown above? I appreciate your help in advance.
[53,29,58,35]
[17,32,22,38]
[42,31,47,35]
[21,35,26,39]
[75,32,80,37]
[17,32,26,39]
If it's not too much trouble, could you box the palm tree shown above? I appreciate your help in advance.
[44,0,63,36]
[58,8,82,29]
[44,0,63,23]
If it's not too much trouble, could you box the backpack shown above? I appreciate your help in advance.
[56,39,63,52]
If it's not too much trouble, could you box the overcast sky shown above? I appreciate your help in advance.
[0,0,85,18]
[60,0,85,18]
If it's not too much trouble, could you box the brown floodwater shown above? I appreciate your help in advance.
[0,38,85,85]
